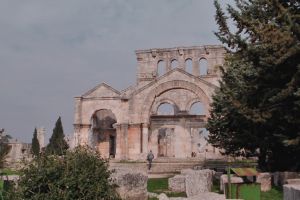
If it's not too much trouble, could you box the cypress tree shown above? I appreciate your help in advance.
[31,128,40,157]
[46,117,69,155]
[207,0,300,171]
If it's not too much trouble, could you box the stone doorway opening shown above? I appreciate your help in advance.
[157,128,174,157]
[91,109,117,158]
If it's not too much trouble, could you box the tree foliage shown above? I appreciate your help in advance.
[46,117,68,155]
[31,128,40,157]
[0,129,11,168]
[11,146,121,200]
[207,0,300,171]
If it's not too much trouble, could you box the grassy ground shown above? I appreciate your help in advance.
[147,177,187,200]
[261,187,283,200]
[148,176,283,200]
[212,178,283,200]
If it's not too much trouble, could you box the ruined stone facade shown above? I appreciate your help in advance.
[5,139,31,169]
[74,45,226,160]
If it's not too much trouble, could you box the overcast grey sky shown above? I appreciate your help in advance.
[0,0,233,143]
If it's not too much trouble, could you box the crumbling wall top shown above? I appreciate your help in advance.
[135,45,226,85]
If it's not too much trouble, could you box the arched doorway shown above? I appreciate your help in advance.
[91,109,117,158]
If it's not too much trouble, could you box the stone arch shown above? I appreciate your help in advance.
[189,101,205,115]
[185,98,204,112]
[140,80,210,123]
[151,98,180,115]
[185,58,193,74]
[199,58,208,75]
[157,60,166,77]
[91,109,117,158]
[91,109,117,128]
[82,101,122,125]
[171,59,179,68]
[157,103,175,115]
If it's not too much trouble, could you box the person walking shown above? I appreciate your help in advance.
[147,150,154,170]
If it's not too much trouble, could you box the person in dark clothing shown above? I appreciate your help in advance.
[147,150,154,170]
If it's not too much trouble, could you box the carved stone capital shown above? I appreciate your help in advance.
[142,123,149,129]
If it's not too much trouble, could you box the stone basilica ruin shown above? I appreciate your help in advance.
[73,45,226,160]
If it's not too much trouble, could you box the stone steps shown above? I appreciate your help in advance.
[110,159,205,177]
[149,163,198,173]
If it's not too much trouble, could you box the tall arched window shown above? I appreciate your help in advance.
[157,60,165,76]
[190,102,205,115]
[185,58,193,74]
[199,58,208,75]
[171,59,179,69]
[157,103,174,115]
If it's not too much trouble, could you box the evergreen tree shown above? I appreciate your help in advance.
[207,0,300,171]
[31,128,40,157]
[46,117,68,155]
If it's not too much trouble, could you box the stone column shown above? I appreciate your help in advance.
[120,124,129,159]
[115,124,123,159]
[74,97,82,124]
[37,127,45,149]
[166,59,171,72]
[114,124,129,160]
[192,58,200,76]
[142,123,149,154]
[178,57,185,70]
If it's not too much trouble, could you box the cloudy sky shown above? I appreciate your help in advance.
[0,0,233,143]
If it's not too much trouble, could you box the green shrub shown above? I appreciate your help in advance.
[9,146,120,200]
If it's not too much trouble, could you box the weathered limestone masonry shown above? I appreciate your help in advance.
[5,139,31,169]
[73,45,226,160]
[37,127,45,149]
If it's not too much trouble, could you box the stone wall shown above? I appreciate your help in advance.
[273,172,300,186]
[5,140,31,169]
[135,46,226,85]
[74,45,226,161]
[284,184,300,200]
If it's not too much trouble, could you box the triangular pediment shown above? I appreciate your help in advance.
[82,83,120,98]
[132,68,218,96]
[158,68,217,87]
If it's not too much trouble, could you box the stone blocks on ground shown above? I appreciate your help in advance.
[112,168,148,200]
[167,192,225,200]
[257,172,272,192]
[286,179,300,185]
[158,193,169,200]
[220,174,243,192]
[186,192,225,200]
[168,175,186,192]
[273,172,300,186]
[181,169,215,197]
[283,184,300,200]
[156,192,225,200]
